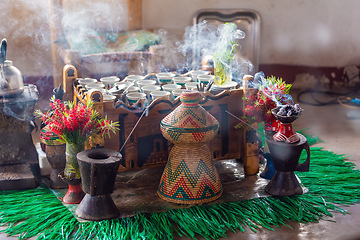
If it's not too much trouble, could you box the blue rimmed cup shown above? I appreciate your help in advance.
[126,92,146,105]
[173,76,192,88]
[150,90,171,101]
[162,84,181,93]
[100,76,120,90]
[185,82,199,91]
[156,72,175,85]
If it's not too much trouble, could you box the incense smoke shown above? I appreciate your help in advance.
[177,20,254,82]
[152,21,255,79]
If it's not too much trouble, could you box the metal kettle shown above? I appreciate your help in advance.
[0,39,24,97]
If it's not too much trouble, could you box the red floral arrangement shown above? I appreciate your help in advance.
[36,97,119,146]
[236,75,292,131]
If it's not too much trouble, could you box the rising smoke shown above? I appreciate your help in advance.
[62,0,126,55]
[175,20,254,82]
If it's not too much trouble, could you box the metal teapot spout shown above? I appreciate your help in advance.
[0,39,9,90]
[0,38,7,65]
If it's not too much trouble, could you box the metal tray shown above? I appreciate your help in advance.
[193,9,261,73]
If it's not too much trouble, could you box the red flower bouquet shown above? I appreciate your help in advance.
[236,75,292,131]
[37,97,118,147]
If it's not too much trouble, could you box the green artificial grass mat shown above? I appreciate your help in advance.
[0,132,359,240]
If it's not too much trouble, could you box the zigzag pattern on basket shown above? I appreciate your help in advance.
[169,108,207,126]
[166,158,218,186]
[168,176,194,198]
[158,175,221,200]
[158,158,221,200]
[180,116,201,129]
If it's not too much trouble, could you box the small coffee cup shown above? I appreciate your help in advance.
[150,90,171,100]
[162,84,181,92]
[156,72,175,85]
[100,76,120,90]
[126,92,146,104]
[173,76,192,88]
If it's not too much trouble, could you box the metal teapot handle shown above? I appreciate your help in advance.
[295,141,310,172]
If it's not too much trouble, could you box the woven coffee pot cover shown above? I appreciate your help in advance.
[158,91,222,204]
[160,91,219,144]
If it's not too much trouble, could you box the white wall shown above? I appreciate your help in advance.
[0,0,360,76]
[143,0,360,67]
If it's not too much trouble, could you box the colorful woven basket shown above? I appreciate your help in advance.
[158,91,222,204]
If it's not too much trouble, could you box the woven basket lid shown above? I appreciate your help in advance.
[40,125,64,146]
[160,91,219,144]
